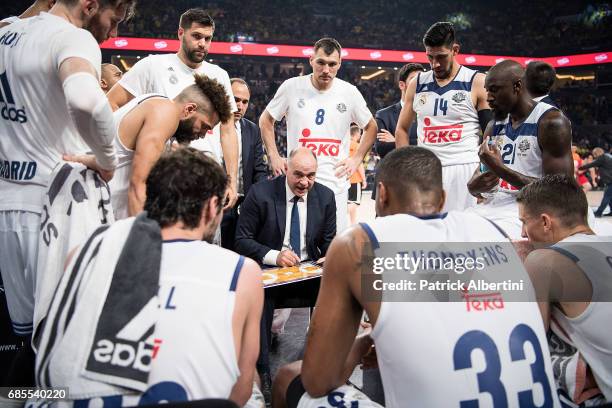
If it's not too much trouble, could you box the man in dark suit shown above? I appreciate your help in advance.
[235,147,336,394]
[372,63,425,202]
[374,63,426,158]
[235,147,336,266]
[221,78,268,250]
[525,61,557,107]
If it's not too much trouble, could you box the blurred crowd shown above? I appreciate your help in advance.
[106,0,612,56]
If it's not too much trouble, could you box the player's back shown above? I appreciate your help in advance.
[0,13,100,212]
[362,212,560,408]
[413,66,481,166]
[550,233,612,400]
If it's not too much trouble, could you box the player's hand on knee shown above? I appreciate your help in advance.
[277,249,300,267]
[63,154,114,182]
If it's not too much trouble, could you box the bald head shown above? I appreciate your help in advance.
[485,59,529,117]
[287,148,318,197]
[100,63,122,93]
[488,60,524,82]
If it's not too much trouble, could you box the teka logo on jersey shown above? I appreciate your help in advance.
[422,117,463,144]
[0,72,27,124]
[298,128,340,157]
[153,41,168,50]
[114,39,129,48]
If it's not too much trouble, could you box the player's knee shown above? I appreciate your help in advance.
[272,360,302,408]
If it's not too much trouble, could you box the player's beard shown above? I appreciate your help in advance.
[173,117,198,145]
[202,211,222,243]
[183,37,207,64]
[84,13,108,44]
[434,61,454,80]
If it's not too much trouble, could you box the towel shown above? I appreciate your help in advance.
[35,213,162,398]
[33,162,114,349]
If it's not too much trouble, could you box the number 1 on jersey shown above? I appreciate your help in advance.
[434,98,448,116]
[315,109,326,125]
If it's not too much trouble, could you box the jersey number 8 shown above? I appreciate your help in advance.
[315,109,326,125]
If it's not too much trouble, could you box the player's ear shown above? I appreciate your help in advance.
[178,27,185,40]
[100,78,107,90]
[437,189,446,213]
[182,102,198,118]
[540,213,553,233]
[83,0,99,17]
[452,43,460,56]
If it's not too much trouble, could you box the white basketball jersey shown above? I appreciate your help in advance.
[64,240,243,407]
[265,75,372,194]
[108,94,167,219]
[413,66,481,166]
[364,212,560,408]
[0,13,101,213]
[492,102,556,194]
[550,234,612,401]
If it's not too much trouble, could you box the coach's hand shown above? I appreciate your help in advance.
[335,156,360,179]
[63,154,114,182]
[478,136,503,171]
[467,170,499,197]
[277,249,300,267]
[269,154,287,177]
[376,129,395,143]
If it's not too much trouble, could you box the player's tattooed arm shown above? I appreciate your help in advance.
[539,110,573,178]
[395,76,418,147]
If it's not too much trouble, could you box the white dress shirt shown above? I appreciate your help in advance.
[263,180,308,266]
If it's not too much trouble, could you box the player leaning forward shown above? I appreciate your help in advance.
[259,38,377,232]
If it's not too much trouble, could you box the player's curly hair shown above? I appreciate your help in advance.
[180,74,232,123]
[144,147,228,229]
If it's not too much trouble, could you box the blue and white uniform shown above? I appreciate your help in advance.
[414,66,482,211]
[362,211,560,408]
[471,101,557,238]
[0,14,102,335]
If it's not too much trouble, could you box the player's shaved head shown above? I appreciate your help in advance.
[488,60,524,82]
[375,147,445,216]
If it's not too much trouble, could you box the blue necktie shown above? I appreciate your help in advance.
[290,196,300,257]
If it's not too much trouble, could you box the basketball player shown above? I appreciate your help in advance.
[0,0,135,340]
[273,147,560,408]
[0,0,55,27]
[395,22,491,212]
[467,60,572,238]
[518,175,612,403]
[100,62,123,93]
[259,37,377,232]
[67,74,232,219]
[33,148,264,407]
[106,8,239,209]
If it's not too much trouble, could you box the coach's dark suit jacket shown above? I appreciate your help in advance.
[375,101,418,159]
[221,117,268,249]
[234,176,336,265]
